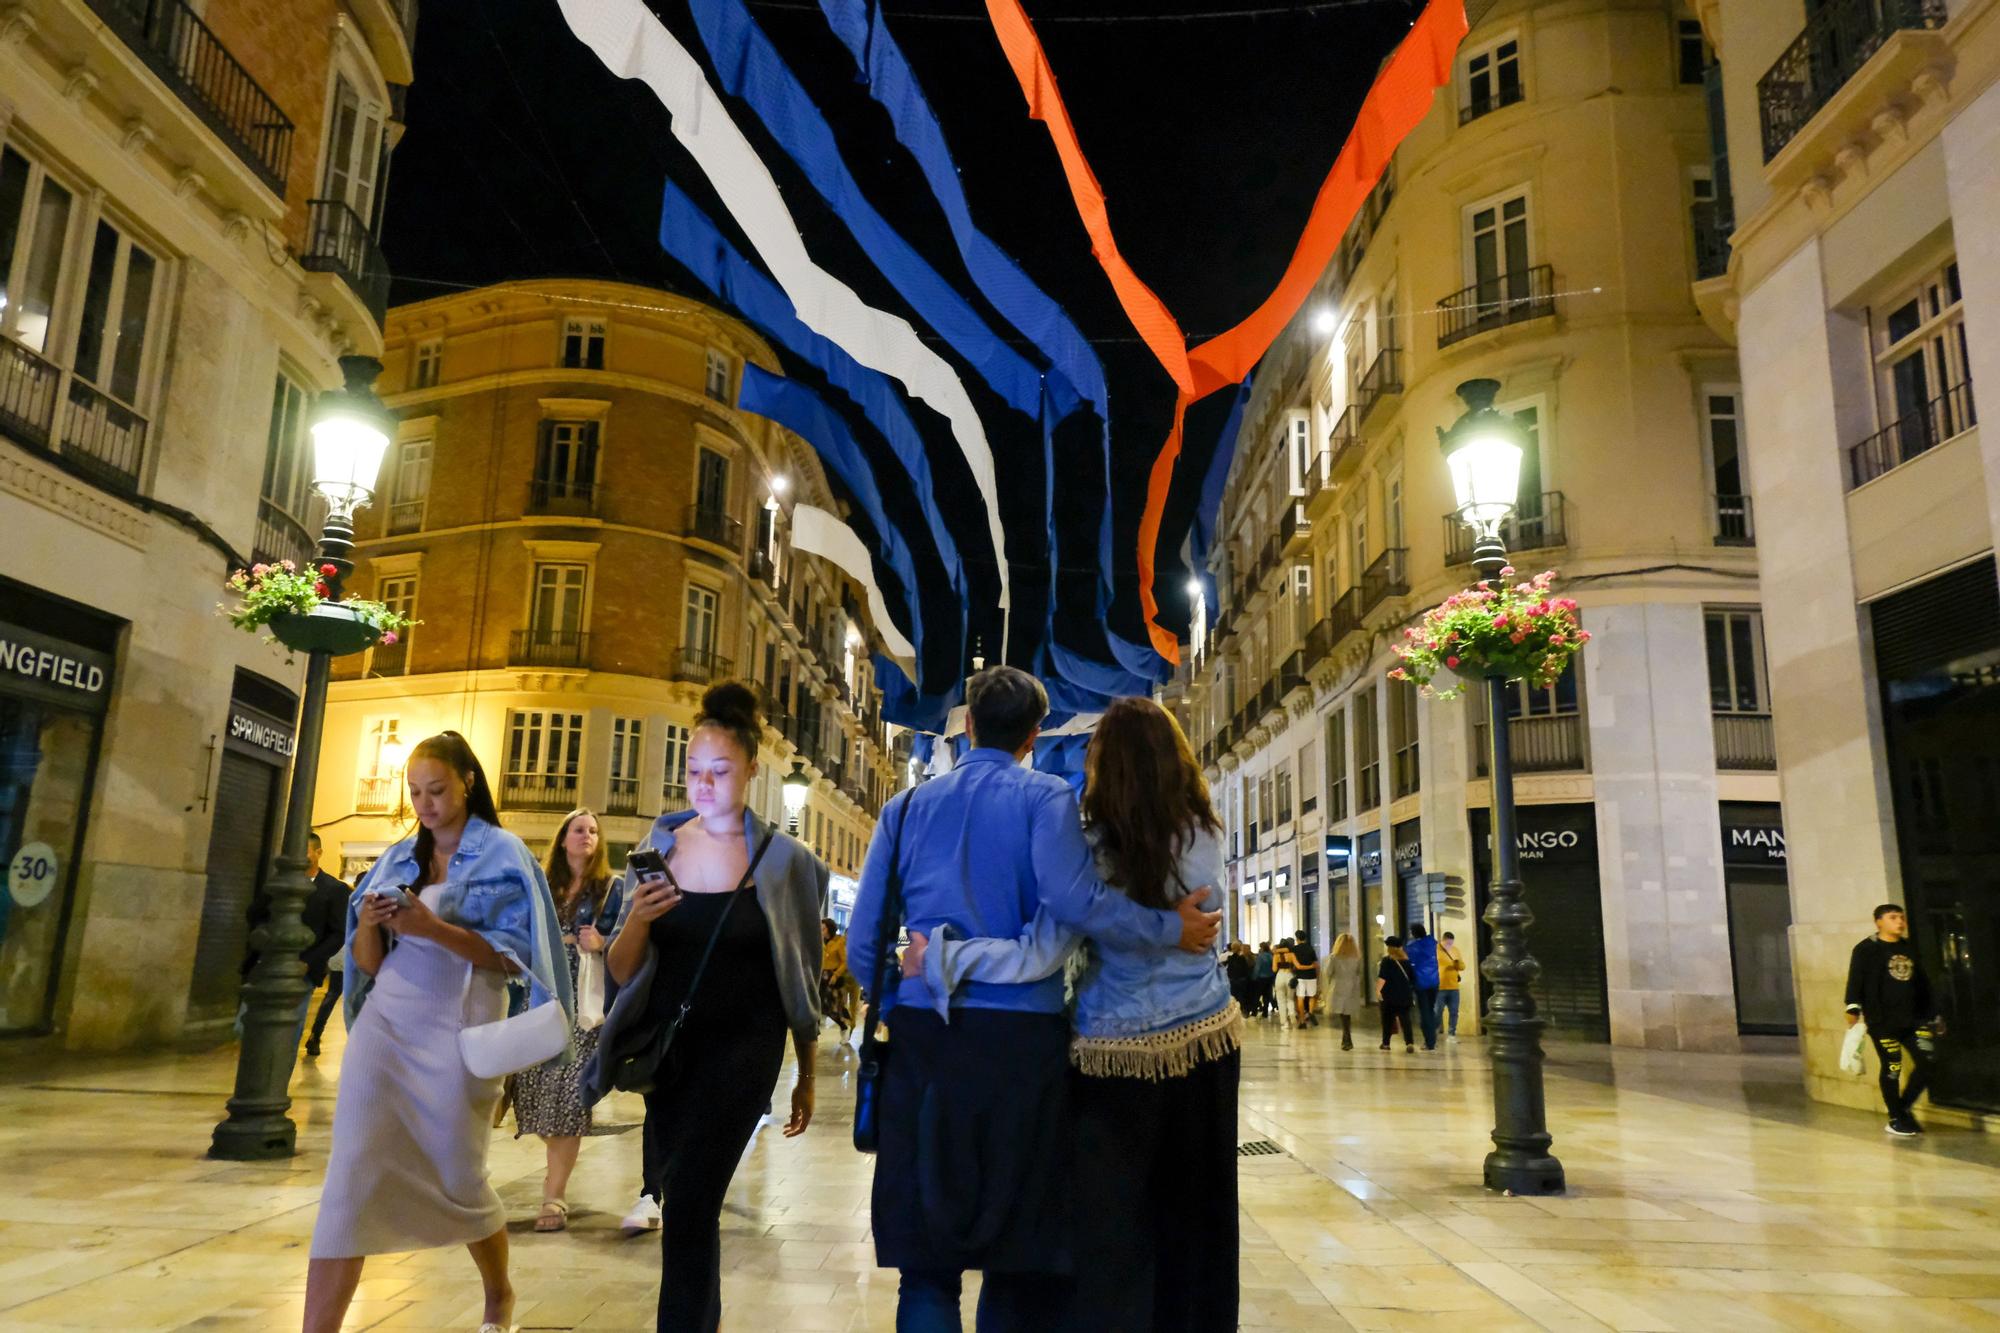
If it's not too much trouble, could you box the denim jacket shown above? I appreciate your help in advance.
[923,825,1231,1040]
[342,816,576,1049]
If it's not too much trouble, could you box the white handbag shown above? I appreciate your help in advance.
[1839,1019,1868,1076]
[575,951,607,1031]
[457,965,570,1080]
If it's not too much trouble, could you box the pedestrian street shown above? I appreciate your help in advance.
[4,1023,1998,1332]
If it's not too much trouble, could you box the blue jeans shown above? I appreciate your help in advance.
[1441,988,1462,1035]
[897,1269,1056,1333]
[1414,987,1440,1049]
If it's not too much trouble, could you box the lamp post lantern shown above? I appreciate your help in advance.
[211,355,394,1161]
[781,759,811,836]
[1438,377,1565,1196]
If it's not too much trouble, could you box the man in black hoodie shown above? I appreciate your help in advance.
[1845,903,1943,1137]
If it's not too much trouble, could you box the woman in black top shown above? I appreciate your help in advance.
[604,683,827,1333]
[1377,936,1416,1052]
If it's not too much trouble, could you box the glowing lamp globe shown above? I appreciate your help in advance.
[310,356,395,511]
[1438,378,1526,540]
[781,760,810,816]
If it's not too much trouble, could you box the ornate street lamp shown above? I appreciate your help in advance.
[212,356,393,1161]
[1438,377,1565,1196]
[782,759,811,836]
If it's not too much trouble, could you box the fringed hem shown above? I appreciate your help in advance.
[1069,1001,1245,1081]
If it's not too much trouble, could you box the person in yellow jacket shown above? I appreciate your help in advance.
[821,918,861,1038]
[1438,930,1466,1041]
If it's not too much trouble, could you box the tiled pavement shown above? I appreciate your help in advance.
[3,1019,1998,1330]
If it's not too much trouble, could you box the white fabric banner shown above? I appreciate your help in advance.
[557,0,1011,621]
[790,505,918,670]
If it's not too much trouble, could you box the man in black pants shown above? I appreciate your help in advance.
[1845,903,1944,1137]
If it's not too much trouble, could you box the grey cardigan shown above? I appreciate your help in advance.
[599,808,828,1055]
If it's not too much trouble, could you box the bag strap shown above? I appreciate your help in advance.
[858,794,912,1042]
[648,829,777,1053]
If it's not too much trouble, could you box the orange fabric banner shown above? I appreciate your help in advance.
[983,0,1469,663]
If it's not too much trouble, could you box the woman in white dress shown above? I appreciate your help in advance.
[304,731,572,1333]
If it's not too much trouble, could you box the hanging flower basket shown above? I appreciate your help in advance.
[219,560,415,657]
[1389,568,1590,700]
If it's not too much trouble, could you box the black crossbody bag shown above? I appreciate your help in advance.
[607,832,775,1096]
[852,796,910,1153]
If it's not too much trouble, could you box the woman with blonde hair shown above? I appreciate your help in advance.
[513,807,617,1232]
[1325,932,1365,1051]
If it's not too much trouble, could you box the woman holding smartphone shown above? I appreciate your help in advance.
[513,807,616,1232]
[304,732,571,1333]
[598,681,827,1333]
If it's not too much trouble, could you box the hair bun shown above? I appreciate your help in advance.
[699,680,762,730]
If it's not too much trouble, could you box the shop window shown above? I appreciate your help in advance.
[561,316,605,369]
[1460,35,1523,123]
[411,338,441,389]
[1354,688,1381,812]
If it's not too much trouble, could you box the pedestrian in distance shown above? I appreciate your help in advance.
[1377,935,1417,1053]
[846,667,1221,1333]
[590,682,829,1332]
[297,832,351,1059]
[304,731,574,1333]
[821,917,861,1039]
[1252,942,1275,1018]
[1404,922,1441,1050]
[513,807,619,1234]
[1324,932,1364,1051]
[1289,929,1320,1028]
[1845,903,1945,1138]
[905,693,1243,1333]
[1271,935,1297,1030]
[1438,931,1466,1040]
[1225,941,1253,1015]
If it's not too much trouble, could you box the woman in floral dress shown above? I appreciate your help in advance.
[515,807,616,1232]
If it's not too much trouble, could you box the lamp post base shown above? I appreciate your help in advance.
[1484,1150,1566,1196]
[210,1113,299,1161]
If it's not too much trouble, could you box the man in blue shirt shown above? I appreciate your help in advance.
[849,666,1219,1332]
[1405,921,1442,1051]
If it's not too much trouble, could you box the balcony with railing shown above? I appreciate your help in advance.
[1359,548,1409,616]
[684,503,744,552]
[1256,677,1283,723]
[301,200,391,326]
[1692,201,1732,281]
[1327,587,1364,647]
[1279,501,1312,556]
[1847,380,1977,489]
[82,0,296,192]
[674,647,733,684]
[661,781,690,814]
[355,774,398,815]
[1277,648,1308,702]
[502,773,580,812]
[607,774,641,816]
[1302,615,1336,671]
[62,379,147,495]
[1473,713,1589,775]
[1757,0,1947,163]
[1714,493,1755,546]
[509,628,589,669]
[1355,346,1402,421]
[1713,713,1777,771]
[386,498,425,534]
[1436,264,1556,349]
[0,338,59,450]
[1326,405,1363,475]
[368,636,408,677]
[253,497,315,571]
[748,548,778,588]
[528,475,598,517]
[1459,80,1524,126]
[1443,492,1568,565]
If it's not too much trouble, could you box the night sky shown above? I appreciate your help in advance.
[381,0,1423,682]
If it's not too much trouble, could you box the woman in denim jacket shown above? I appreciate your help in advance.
[905,696,1241,1332]
[305,732,572,1333]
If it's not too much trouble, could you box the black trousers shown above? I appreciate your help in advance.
[642,1018,786,1332]
[1059,1049,1240,1333]
[1381,1004,1413,1047]
[307,971,343,1045]
[1869,1028,1929,1117]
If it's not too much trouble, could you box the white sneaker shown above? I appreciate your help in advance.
[621,1194,662,1236]
[1449,1033,1459,1042]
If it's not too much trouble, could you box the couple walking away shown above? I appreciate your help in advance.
[849,667,1234,1333]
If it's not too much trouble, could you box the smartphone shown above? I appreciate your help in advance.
[365,885,412,909]
[626,848,669,883]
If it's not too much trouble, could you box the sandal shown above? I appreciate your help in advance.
[534,1198,569,1233]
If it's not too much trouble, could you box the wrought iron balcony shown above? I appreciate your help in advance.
[1355,346,1402,421]
[0,337,58,450]
[1848,380,1977,489]
[1279,501,1311,554]
[1692,201,1732,281]
[62,379,147,495]
[606,775,641,816]
[1302,616,1335,670]
[1758,0,1946,162]
[1436,264,1556,349]
[748,548,777,587]
[1713,713,1777,771]
[82,0,295,191]
[301,200,390,326]
[386,498,425,534]
[1474,713,1589,776]
[1327,587,1364,646]
[1277,649,1307,700]
[509,628,589,669]
[661,781,690,814]
[674,646,733,684]
[1443,491,1568,565]
[684,503,744,552]
[501,774,579,812]
[253,497,315,571]
[1326,405,1363,472]
[1359,548,1409,616]
[1459,81,1524,126]
[528,475,597,516]
[354,774,398,814]
[368,636,408,677]
[1714,493,1755,546]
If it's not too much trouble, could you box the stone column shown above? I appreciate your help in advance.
[579,707,611,811]
[1940,80,2000,561]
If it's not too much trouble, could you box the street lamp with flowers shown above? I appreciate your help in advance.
[781,759,811,837]
[211,355,396,1160]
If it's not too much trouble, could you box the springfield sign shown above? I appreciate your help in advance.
[0,621,113,713]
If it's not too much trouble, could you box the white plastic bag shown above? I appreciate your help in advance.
[576,951,607,1031]
[1839,1019,1868,1076]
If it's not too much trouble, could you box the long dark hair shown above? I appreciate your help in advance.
[408,730,499,885]
[1080,697,1221,910]
[545,807,612,917]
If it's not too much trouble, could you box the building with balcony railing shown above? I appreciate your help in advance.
[1184,0,1773,1056]
[1697,0,2000,1121]
[317,280,899,898]
[0,0,415,1052]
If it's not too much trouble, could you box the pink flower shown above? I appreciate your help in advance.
[1493,615,1508,629]
[1388,668,1406,680]
[1511,632,1527,645]
[1445,655,1460,669]
[1500,565,1516,578]
[1405,627,1418,639]
[1576,630,1592,643]
[380,630,399,646]
[281,560,297,572]
[1549,633,1566,645]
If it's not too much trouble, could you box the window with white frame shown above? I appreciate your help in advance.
[1460,35,1523,123]
[1299,739,1319,814]
[357,717,402,811]
[610,717,644,812]
[261,370,315,529]
[371,575,416,672]
[1326,710,1348,822]
[683,582,719,663]
[1258,774,1273,833]
[1276,763,1293,825]
[1704,609,1769,714]
[1465,188,1532,301]
[321,75,385,223]
[529,563,588,647]
[0,145,76,356]
[411,338,442,389]
[534,420,599,503]
[561,317,605,370]
[1349,504,1369,587]
[1354,687,1381,812]
[1389,679,1420,799]
[1385,470,1405,551]
[70,218,159,409]
[1704,389,1750,542]
[1288,414,1311,494]
[505,710,585,805]
[705,347,732,402]
[663,722,691,806]
[389,438,431,533]
[1864,259,1971,480]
